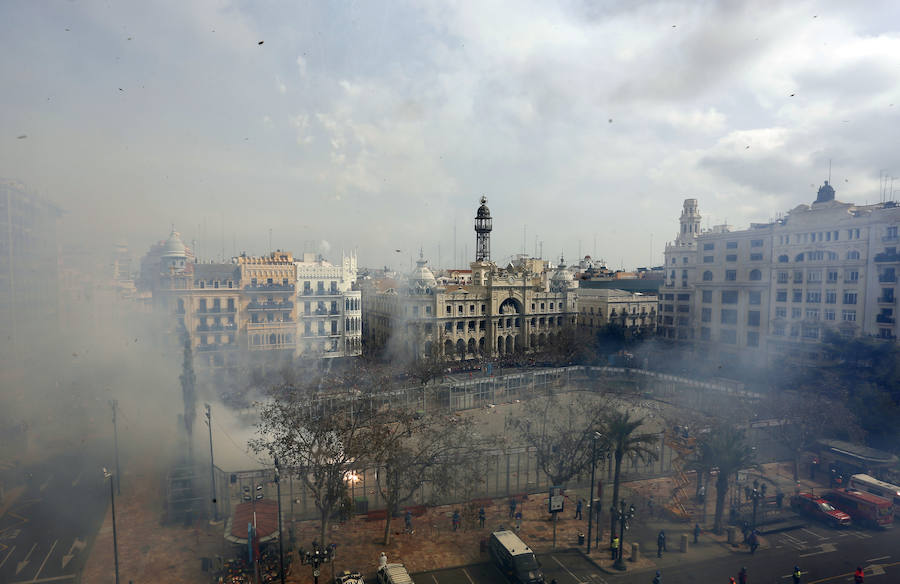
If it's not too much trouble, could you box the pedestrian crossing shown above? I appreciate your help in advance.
[773,525,871,552]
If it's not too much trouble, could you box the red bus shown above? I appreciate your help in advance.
[822,489,894,528]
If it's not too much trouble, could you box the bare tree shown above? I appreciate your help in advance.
[250,386,376,544]
[699,425,755,534]
[368,409,475,545]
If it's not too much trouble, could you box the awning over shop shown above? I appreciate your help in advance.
[817,439,899,469]
[224,499,279,544]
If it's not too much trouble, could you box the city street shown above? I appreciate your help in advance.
[413,524,900,584]
[0,442,111,584]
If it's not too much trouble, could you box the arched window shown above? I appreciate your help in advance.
[794,253,805,262]
[702,270,713,281]
[749,269,762,281]
[777,255,789,263]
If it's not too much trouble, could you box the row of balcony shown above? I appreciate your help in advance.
[244,283,294,292]
[196,323,237,332]
[196,343,236,352]
[875,251,900,262]
[878,296,896,304]
[302,308,341,316]
[300,289,342,296]
[876,314,896,324]
[194,307,236,315]
[247,300,294,310]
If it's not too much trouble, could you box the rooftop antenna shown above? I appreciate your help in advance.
[828,159,832,183]
[268,229,272,254]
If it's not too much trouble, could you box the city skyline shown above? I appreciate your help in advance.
[2,1,899,271]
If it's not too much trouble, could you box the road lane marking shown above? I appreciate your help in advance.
[10,576,76,583]
[866,555,890,562]
[16,542,37,575]
[0,545,16,569]
[461,568,475,584]
[32,539,57,582]
[551,554,590,584]
[430,575,439,584]
[781,570,807,579]
[806,560,900,583]
[801,528,826,539]
[39,476,53,492]
[799,542,836,557]
[60,538,85,570]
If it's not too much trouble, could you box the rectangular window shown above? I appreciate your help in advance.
[773,323,786,336]
[748,311,760,326]
[725,270,737,281]
[792,290,802,303]
[794,270,803,283]
[702,290,712,303]
[677,293,690,301]
[701,308,711,322]
[843,292,858,305]
[722,290,738,304]
[700,327,711,340]
[806,309,819,321]
[776,289,787,302]
[792,307,802,319]
[703,243,714,250]
[751,239,763,248]
[825,290,837,304]
[677,305,690,312]
[806,291,821,303]
[775,307,787,318]
[726,254,737,262]
[721,329,737,344]
[747,331,759,347]
[726,241,738,249]
[703,256,714,263]
[749,291,761,305]
[802,326,820,339]
[808,270,822,282]
[777,271,789,283]
[750,253,763,261]
[846,270,859,283]
[721,309,737,324]
[824,310,835,321]
[842,310,857,322]
[827,270,838,283]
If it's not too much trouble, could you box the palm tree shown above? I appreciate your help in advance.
[603,411,659,545]
[699,426,755,533]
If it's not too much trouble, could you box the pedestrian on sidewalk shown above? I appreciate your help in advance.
[479,507,486,528]
[405,510,413,534]
[611,536,619,560]
[728,578,735,584]
[653,570,661,584]
[738,566,747,584]
[854,565,864,583]
[452,510,461,531]
[379,552,388,569]
[657,530,666,558]
[693,523,701,544]
[648,495,654,518]
[509,497,517,519]
[575,498,583,520]
[515,510,523,531]
[792,565,802,583]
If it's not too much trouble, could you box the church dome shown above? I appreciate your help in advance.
[162,229,187,257]
[408,256,437,293]
[815,180,836,204]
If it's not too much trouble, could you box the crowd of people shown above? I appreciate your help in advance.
[215,546,290,584]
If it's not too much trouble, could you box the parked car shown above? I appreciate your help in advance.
[790,492,851,527]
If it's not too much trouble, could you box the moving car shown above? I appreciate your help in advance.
[790,492,851,527]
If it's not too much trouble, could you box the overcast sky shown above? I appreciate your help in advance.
[2,0,899,272]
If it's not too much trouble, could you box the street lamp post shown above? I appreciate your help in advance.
[302,542,333,584]
[110,400,121,495]
[205,404,217,522]
[586,432,602,554]
[103,468,120,584]
[751,481,767,530]
[612,500,634,571]
[274,458,286,584]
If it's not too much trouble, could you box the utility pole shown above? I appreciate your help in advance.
[110,400,121,495]
[103,468,120,584]
[205,404,217,521]
[275,458,286,584]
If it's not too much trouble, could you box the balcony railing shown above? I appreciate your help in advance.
[247,320,294,329]
[874,252,900,263]
[245,283,295,292]
[301,289,341,296]
[196,343,236,352]
[878,296,896,304]
[876,314,896,324]
[883,234,899,242]
[879,274,897,283]
[197,324,231,332]
[247,301,294,310]
[195,307,237,315]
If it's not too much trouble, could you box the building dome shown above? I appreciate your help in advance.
[162,229,187,257]
[815,180,836,204]
[551,259,572,282]
[408,255,437,293]
[476,196,491,219]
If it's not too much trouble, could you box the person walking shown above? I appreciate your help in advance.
[509,497,517,519]
[648,496,654,518]
[515,510,523,531]
[748,531,759,555]
[728,578,735,584]
[738,566,748,584]
[452,510,461,531]
[611,536,619,560]
[693,523,701,544]
[854,565,865,583]
[478,507,486,528]
[792,565,802,583]
[657,530,666,558]
[405,510,413,534]
[379,552,388,569]
[652,570,661,584]
[575,498,583,520]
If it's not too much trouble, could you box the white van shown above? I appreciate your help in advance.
[848,474,900,509]
[488,531,544,584]
[377,563,414,584]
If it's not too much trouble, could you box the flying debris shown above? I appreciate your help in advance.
[17,134,27,139]
[258,40,264,45]
[118,88,123,91]
[790,93,795,97]
[745,145,750,149]
[395,249,402,253]
[608,118,613,123]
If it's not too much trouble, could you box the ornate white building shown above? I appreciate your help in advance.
[661,183,900,367]
[362,198,579,361]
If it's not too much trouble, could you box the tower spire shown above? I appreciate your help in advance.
[474,196,493,262]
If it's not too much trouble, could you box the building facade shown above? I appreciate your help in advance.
[577,288,657,338]
[661,184,900,367]
[362,198,578,361]
[295,251,361,359]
